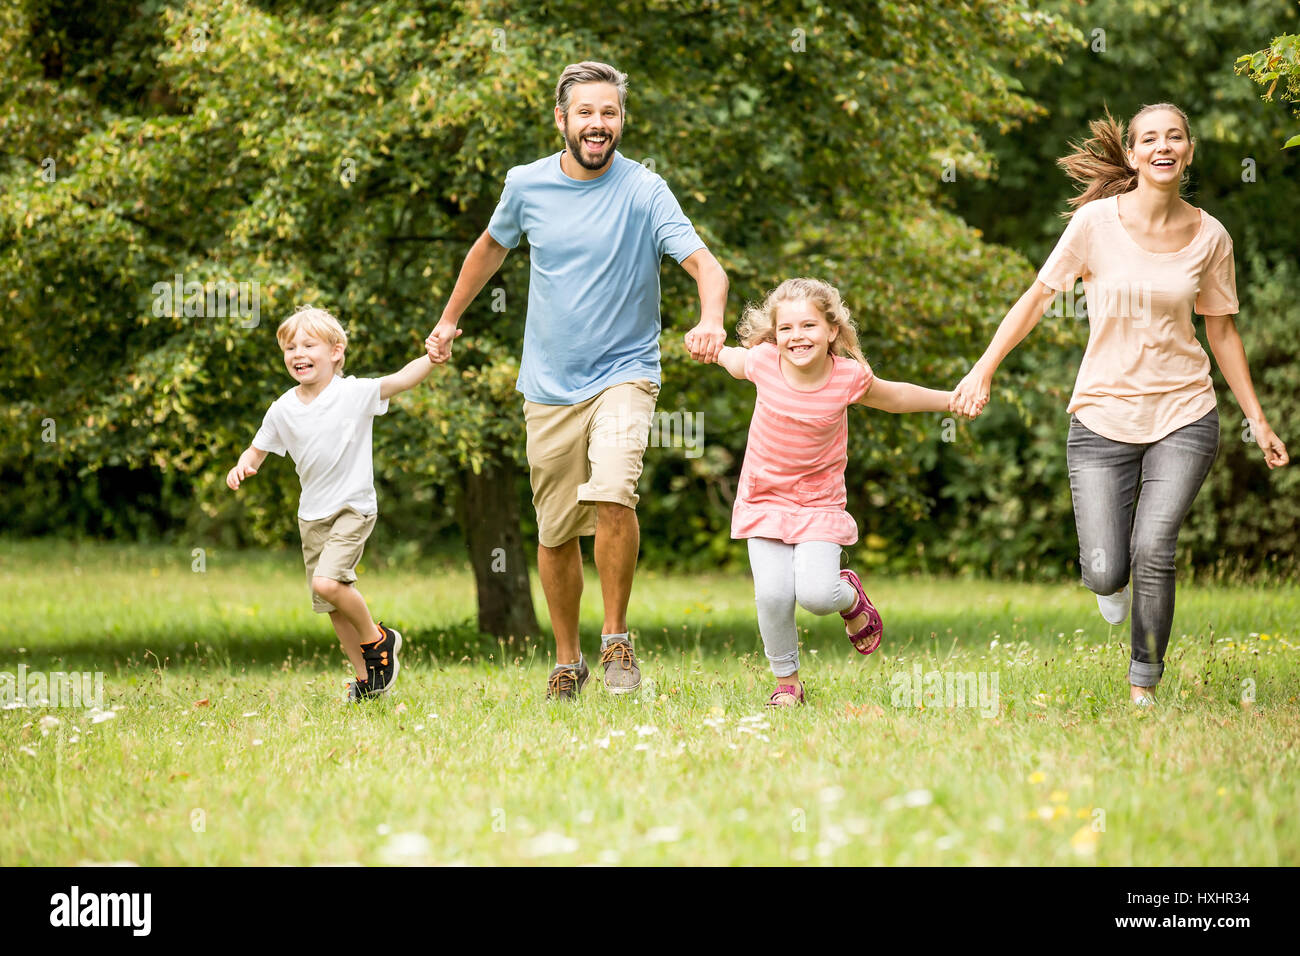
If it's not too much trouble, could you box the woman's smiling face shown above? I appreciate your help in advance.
[1127,108,1193,188]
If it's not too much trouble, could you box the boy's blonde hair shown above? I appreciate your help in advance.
[736,277,868,367]
[276,305,347,372]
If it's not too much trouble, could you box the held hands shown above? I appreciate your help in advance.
[945,391,976,419]
[425,319,464,365]
[684,321,726,363]
[951,364,992,419]
[1250,420,1290,469]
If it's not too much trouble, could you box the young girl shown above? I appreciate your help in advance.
[713,278,959,707]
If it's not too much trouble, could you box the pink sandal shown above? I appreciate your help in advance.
[766,681,806,707]
[839,569,883,655]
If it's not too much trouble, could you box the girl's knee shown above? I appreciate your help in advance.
[755,592,793,619]
[795,580,841,616]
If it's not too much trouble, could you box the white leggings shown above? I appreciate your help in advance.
[747,538,856,678]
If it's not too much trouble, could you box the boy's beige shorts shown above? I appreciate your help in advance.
[298,506,377,613]
[523,379,659,548]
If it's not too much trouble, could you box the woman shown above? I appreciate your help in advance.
[952,103,1289,705]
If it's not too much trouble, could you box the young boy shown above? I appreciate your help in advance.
[226,305,443,701]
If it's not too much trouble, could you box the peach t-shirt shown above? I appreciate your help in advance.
[1037,195,1238,443]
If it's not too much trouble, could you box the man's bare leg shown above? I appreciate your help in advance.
[594,502,638,636]
[538,537,583,664]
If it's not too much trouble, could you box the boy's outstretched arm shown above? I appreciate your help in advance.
[715,345,748,380]
[426,230,508,363]
[380,354,439,400]
[857,378,957,415]
[227,446,269,490]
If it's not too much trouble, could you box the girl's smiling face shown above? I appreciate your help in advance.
[775,299,837,369]
[1127,108,1193,188]
[282,331,342,387]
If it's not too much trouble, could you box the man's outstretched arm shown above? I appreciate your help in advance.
[426,229,510,363]
[680,247,728,364]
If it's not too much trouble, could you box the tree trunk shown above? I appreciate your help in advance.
[458,452,540,640]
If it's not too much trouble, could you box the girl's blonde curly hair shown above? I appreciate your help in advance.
[735,277,868,367]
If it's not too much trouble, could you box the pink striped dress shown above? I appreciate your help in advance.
[731,342,873,546]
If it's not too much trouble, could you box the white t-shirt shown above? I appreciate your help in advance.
[253,375,389,520]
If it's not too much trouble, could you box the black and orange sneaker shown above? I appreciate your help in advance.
[362,622,402,694]
[346,677,379,702]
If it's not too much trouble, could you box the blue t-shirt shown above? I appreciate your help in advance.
[487,150,706,405]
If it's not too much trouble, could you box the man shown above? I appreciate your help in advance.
[426,60,728,699]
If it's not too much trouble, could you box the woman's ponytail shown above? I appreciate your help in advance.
[1056,109,1137,216]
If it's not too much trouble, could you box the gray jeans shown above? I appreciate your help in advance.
[1066,409,1219,687]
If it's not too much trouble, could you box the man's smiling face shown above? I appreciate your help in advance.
[555,81,623,171]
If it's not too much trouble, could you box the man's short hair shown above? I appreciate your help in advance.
[555,61,628,115]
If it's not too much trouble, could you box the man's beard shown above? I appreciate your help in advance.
[564,121,620,171]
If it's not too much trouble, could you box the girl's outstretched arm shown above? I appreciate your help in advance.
[857,378,955,414]
[716,345,748,380]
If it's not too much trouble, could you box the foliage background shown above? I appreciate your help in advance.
[2,0,1296,588]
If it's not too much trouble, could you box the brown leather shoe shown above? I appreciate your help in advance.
[599,638,641,695]
[546,658,590,700]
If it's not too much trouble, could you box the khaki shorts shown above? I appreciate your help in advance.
[524,379,659,548]
[298,506,377,613]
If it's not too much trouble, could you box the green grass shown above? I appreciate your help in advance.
[1,539,1297,866]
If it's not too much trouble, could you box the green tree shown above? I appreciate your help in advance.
[1237,25,1300,148]
[2,0,1082,631]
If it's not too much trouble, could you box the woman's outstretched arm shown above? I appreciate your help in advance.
[952,280,1060,418]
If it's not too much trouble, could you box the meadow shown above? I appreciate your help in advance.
[1,540,1296,866]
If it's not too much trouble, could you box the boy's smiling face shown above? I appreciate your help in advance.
[282,330,343,388]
